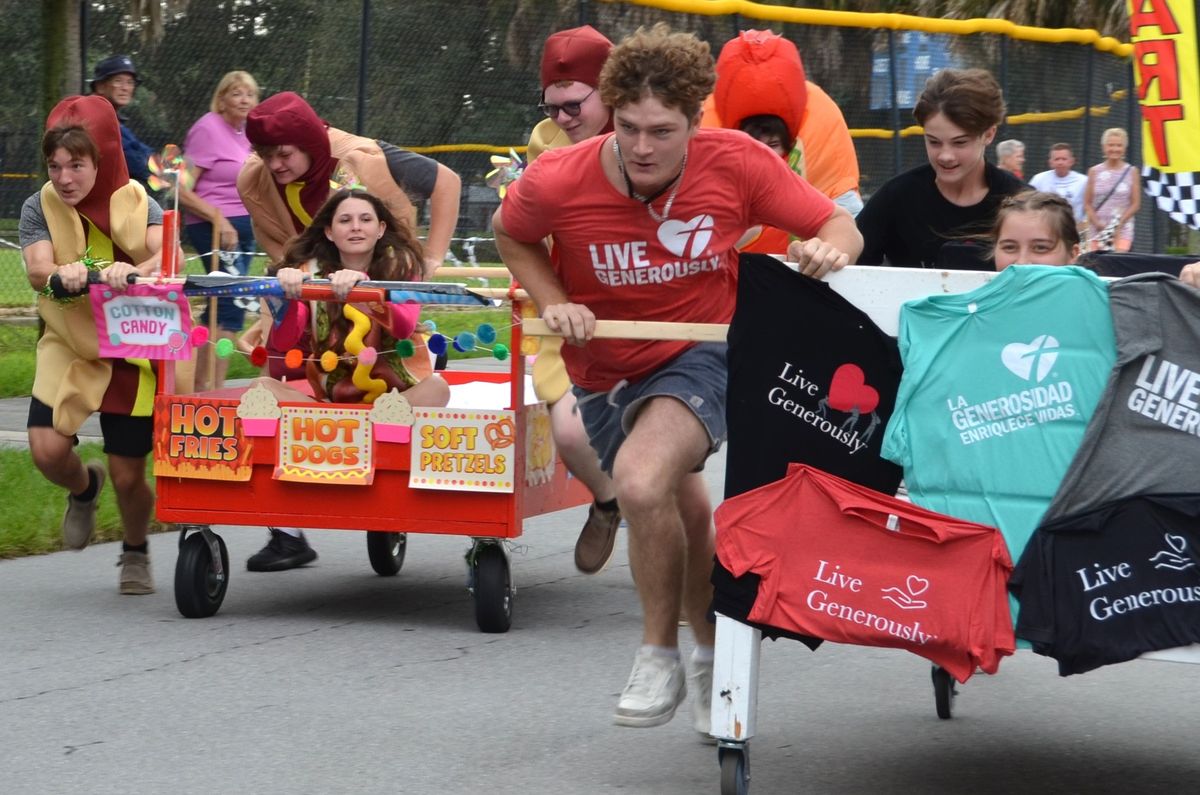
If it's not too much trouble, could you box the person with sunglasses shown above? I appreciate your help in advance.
[522,26,624,576]
[527,25,615,160]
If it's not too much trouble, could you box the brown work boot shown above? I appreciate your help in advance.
[118,551,155,595]
[574,500,621,574]
[62,462,106,551]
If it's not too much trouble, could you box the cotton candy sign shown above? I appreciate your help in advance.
[90,282,193,360]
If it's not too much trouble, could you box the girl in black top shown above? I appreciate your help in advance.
[857,68,1025,269]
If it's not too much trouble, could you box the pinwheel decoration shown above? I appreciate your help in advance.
[147,144,194,217]
[330,164,366,192]
[485,148,524,198]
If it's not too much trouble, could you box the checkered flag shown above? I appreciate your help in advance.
[1143,166,1200,230]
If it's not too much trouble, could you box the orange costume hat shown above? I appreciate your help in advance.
[713,30,808,145]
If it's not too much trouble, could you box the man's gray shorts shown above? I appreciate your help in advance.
[573,342,728,475]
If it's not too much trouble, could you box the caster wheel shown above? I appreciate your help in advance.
[719,746,750,795]
[932,665,957,719]
[174,531,229,618]
[366,532,407,576]
[472,544,512,633]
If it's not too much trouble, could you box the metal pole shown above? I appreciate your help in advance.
[355,0,370,135]
[888,30,901,175]
[1127,57,1137,140]
[578,0,589,27]
[80,1,89,94]
[1082,46,1095,173]
[998,36,1008,142]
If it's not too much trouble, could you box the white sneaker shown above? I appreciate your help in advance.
[688,654,715,743]
[614,650,686,728]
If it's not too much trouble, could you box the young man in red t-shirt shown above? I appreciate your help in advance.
[494,24,861,735]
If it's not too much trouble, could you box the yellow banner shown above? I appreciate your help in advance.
[1131,0,1200,171]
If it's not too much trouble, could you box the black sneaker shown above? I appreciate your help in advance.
[246,528,318,572]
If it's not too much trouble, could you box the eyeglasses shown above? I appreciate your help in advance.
[537,88,595,119]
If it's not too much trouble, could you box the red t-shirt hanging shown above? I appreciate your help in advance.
[499,128,835,392]
[715,464,1015,682]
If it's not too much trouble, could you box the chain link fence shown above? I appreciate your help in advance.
[0,0,1173,310]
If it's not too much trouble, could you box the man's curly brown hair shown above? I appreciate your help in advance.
[599,24,715,120]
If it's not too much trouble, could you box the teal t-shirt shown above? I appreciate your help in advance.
[882,265,1117,562]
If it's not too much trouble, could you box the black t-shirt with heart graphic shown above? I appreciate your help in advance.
[723,254,904,500]
[716,261,903,642]
[1011,493,1200,675]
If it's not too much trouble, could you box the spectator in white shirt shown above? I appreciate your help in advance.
[1028,143,1089,225]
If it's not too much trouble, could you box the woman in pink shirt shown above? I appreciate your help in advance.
[179,70,260,390]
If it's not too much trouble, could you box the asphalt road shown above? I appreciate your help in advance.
[1,448,1197,793]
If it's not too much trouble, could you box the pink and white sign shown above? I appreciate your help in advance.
[90,283,193,360]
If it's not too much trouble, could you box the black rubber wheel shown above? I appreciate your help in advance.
[932,665,957,719]
[366,531,407,576]
[473,544,512,633]
[174,531,229,619]
[719,747,750,795]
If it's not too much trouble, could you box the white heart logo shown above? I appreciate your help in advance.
[656,214,715,258]
[906,575,929,596]
[1166,534,1187,554]
[1001,335,1059,383]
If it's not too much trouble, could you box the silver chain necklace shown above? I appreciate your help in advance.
[612,137,687,223]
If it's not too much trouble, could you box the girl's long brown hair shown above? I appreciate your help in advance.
[272,188,424,279]
[272,189,426,352]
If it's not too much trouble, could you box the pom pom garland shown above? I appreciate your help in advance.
[427,333,448,355]
[284,348,304,370]
[249,346,269,367]
[394,339,415,358]
[215,338,235,358]
[189,326,210,347]
[320,350,339,372]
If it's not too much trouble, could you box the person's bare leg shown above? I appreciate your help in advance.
[209,330,236,389]
[251,374,450,407]
[551,392,614,502]
[611,396,711,648]
[28,427,89,493]
[403,374,450,407]
[678,471,716,646]
[107,454,153,546]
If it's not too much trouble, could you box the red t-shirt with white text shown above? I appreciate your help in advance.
[500,128,836,391]
[715,464,1015,682]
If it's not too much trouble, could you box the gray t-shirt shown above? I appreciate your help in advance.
[376,140,439,203]
[18,191,164,249]
[1044,273,1200,520]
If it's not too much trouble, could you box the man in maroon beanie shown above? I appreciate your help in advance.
[527,25,614,159]
[522,26,623,576]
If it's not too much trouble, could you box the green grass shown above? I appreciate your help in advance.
[0,248,32,309]
[0,444,163,558]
